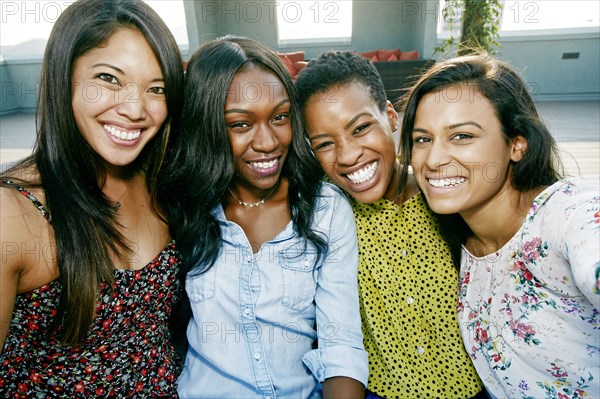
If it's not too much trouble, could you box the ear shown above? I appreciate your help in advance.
[510,135,528,162]
[385,100,399,131]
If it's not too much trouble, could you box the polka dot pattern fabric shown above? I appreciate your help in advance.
[351,193,482,398]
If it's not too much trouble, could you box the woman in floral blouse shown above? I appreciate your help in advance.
[399,53,599,399]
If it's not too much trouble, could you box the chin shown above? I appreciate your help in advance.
[351,188,385,204]
[427,201,460,215]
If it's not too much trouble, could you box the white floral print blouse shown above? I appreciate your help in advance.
[458,178,599,399]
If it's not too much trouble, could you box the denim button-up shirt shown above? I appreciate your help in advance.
[177,183,368,398]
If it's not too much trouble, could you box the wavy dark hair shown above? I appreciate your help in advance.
[295,50,387,112]
[397,53,563,262]
[167,36,327,279]
[1,0,183,344]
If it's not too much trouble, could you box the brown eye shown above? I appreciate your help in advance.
[148,87,166,95]
[97,73,119,85]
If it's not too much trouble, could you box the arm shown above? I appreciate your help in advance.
[0,189,26,352]
[303,184,369,389]
[562,182,600,304]
[323,376,365,399]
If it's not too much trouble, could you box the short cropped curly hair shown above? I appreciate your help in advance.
[295,50,387,112]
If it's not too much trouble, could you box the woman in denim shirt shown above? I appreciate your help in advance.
[170,36,368,398]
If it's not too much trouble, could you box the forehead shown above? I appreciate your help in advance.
[306,81,377,113]
[226,66,288,106]
[73,28,161,73]
[416,85,495,117]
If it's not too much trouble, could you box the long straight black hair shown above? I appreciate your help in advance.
[167,36,327,278]
[1,0,183,344]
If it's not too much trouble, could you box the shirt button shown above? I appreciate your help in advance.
[253,352,261,361]
[244,307,251,316]
[417,346,425,355]
[246,255,252,261]
[406,296,414,305]
[303,259,309,268]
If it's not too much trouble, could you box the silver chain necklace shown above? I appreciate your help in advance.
[227,185,278,208]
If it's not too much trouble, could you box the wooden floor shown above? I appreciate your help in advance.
[1,101,599,177]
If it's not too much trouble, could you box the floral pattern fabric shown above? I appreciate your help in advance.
[458,178,600,399]
[0,181,182,398]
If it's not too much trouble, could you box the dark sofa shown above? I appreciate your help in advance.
[373,59,435,105]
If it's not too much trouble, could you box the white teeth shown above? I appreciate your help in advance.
[251,159,278,169]
[346,161,378,184]
[104,124,141,141]
[428,177,466,187]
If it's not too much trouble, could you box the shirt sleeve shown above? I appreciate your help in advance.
[563,184,600,306]
[302,185,369,386]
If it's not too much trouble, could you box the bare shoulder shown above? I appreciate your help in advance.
[1,187,29,285]
[1,185,57,291]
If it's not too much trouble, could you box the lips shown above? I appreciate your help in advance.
[345,161,378,184]
[103,124,141,141]
[428,177,467,187]
[248,157,281,177]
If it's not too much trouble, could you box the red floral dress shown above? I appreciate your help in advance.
[0,180,183,398]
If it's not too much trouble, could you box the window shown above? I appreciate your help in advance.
[0,1,188,61]
[276,1,352,47]
[437,0,600,39]
[501,1,599,33]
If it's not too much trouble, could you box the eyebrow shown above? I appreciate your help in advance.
[412,121,483,133]
[309,112,373,141]
[224,98,290,115]
[92,63,164,83]
[344,112,371,130]
[448,121,483,129]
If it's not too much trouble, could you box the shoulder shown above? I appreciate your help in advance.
[1,187,37,276]
[312,181,355,228]
[314,181,351,211]
[532,178,598,217]
[1,184,42,222]
[318,181,347,199]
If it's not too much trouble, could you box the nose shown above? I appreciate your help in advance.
[336,137,363,166]
[251,124,278,153]
[115,83,147,121]
[423,140,452,171]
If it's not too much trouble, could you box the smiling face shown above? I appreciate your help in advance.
[410,85,527,219]
[304,82,399,204]
[225,65,292,194]
[71,28,167,171]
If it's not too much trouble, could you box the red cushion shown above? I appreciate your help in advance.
[378,48,401,61]
[293,61,309,73]
[370,54,380,62]
[357,50,378,59]
[387,53,399,61]
[399,50,420,60]
[283,51,305,63]
[277,54,297,76]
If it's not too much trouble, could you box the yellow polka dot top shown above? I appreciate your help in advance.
[351,193,482,399]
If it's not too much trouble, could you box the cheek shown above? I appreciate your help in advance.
[279,125,293,147]
[315,153,336,177]
[410,145,424,163]
[147,100,168,126]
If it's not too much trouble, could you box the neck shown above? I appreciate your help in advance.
[226,179,286,208]
[102,172,146,211]
[383,160,419,205]
[463,187,540,256]
[382,160,401,203]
